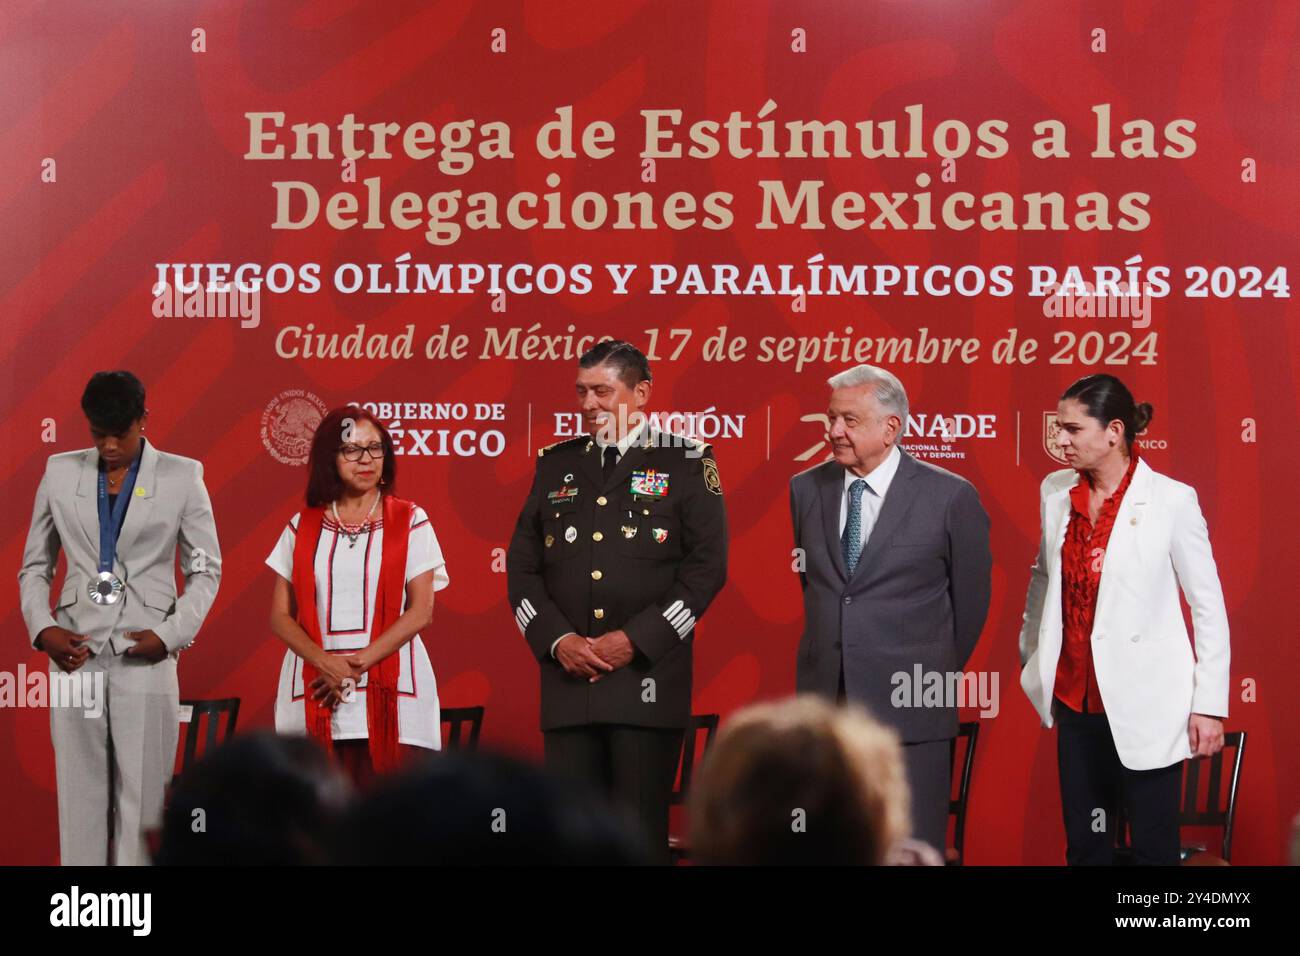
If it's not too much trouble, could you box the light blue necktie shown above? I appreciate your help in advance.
[842,478,867,575]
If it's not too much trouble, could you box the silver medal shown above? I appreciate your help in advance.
[88,571,124,605]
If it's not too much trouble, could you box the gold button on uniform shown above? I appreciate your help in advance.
[591,570,603,580]
[594,609,604,620]
[597,496,608,506]
[593,531,604,542]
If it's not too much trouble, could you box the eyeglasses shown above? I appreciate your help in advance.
[339,442,385,461]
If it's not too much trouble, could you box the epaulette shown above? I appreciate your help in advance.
[537,436,587,458]
[647,428,711,455]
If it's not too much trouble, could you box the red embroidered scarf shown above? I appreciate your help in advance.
[292,494,413,773]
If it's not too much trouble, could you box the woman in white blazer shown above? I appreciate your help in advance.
[1019,374,1230,865]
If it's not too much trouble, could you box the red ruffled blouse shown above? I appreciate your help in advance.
[1054,453,1140,714]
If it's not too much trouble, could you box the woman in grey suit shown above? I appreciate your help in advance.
[18,371,222,865]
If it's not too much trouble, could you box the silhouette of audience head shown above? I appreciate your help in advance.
[689,696,912,865]
[155,732,350,865]
[332,750,648,865]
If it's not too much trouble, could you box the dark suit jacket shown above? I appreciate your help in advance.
[790,448,991,743]
[507,429,728,731]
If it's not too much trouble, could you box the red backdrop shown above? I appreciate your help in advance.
[3,0,1297,864]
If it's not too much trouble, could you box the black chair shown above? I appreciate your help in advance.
[440,706,485,750]
[1177,730,1247,862]
[668,713,720,862]
[1115,730,1246,864]
[174,697,240,783]
[946,721,980,865]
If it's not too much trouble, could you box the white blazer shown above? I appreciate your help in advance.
[1018,458,1230,770]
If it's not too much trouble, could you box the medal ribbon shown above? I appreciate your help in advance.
[96,442,143,576]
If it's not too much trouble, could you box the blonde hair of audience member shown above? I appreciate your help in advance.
[689,696,912,865]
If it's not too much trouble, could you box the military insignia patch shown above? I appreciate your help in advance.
[544,534,555,548]
[547,485,579,505]
[630,469,669,498]
[652,527,668,544]
[621,524,638,539]
[702,458,722,495]
[564,525,577,543]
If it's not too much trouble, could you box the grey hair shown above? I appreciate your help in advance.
[827,364,909,424]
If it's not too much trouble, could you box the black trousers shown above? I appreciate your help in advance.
[544,724,684,865]
[1055,701,1182,865]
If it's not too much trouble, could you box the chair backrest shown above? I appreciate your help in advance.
[176,697,240,780]
[440,706,485,750]
[671,713,720,805]
[1179,731,1247,861]
[947,721,980,863]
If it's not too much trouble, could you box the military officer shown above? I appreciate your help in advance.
[507,340,728,862]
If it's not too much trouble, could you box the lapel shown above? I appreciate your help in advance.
[1044,478,1075,576]
[1044,457,1150,577]
[114,440,159,558]
[608,441,653,494]
[599,423,656,494]
[1095,457,1152,605]
[73,449,101,557]
[850,447,921,586]
[575,437,604,491]
[818,463,849,581]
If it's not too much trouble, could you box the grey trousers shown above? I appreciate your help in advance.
[49,647,179,865]
[902,739,952,856]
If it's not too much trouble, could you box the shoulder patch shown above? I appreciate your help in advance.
[702,457,722,495]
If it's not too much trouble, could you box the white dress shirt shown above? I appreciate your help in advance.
[839,444,902,563]
[594,419,648,463]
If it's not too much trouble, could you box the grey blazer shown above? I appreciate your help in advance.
[790,448,992,743]
[18,440,222,656]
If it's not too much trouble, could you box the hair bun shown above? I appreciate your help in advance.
[1133,402,1154,433]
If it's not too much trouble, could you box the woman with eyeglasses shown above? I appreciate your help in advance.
[266,405,449,786]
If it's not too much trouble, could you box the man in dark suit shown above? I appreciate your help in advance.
[790,364,991,853]
[507,341,728,862]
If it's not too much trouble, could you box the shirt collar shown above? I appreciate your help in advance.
[594,419,648,457]
[844,444,901,498]
[1069,451,1140,516]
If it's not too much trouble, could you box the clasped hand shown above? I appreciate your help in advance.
[556,630,634,683]
[309,650,375,708]
[40,627,169,670]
